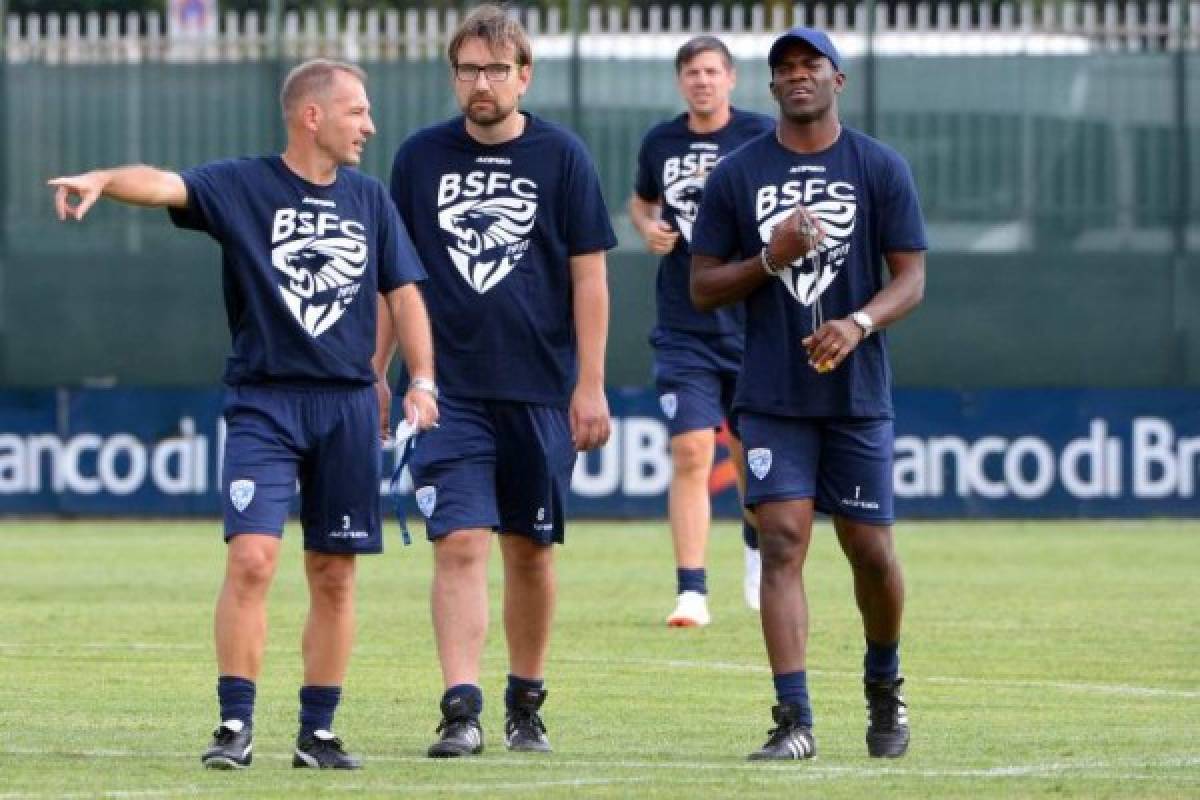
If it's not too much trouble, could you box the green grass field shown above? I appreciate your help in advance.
[1,520,1198,798]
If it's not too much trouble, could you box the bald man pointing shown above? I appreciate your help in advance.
[49,59,437,770]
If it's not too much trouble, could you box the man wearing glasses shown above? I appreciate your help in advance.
[376,4,616,758]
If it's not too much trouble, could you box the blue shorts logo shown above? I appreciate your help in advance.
[747,448,773,480]
[659,392,678,420]
[229,479,255,512]
[416,486,437,518]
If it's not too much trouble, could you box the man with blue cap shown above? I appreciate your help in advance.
[690,26,927,761]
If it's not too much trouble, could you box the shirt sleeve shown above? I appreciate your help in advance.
[877,151,929,253]
[690,161,740,260]
[376,183,426,293]
[565,140,618,255]
[166,159,240,240]
[388,147,413,228]
[633,137,659,203]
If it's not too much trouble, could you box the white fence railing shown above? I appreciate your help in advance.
[4,2,1199,64]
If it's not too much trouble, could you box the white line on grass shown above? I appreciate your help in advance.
[0,780,647,800]
[3,644,1198,699]
[555,654,1200,699]
[920,674,1200,700]
[0,642,207,652]
[290,778,650,793]
[4,747,1199,780]
[0,792,213,800]
[401,754,1200,778]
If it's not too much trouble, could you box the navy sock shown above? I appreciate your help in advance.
[443,683,483,716]
[677,567,707,595]
[216,675,255,727]
[742,520,759,550]
[772,671,813,727]
[864,639,900,682]
[505,673,545,710]
[298,685,342,736]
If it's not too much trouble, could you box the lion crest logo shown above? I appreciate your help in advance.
[438,196,538,294]
[756,200,857,307]
[663,178,706,243]
[272,235,369,337]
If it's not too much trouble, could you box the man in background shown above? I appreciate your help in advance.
[629,35,774,627]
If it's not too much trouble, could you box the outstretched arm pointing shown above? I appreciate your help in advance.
[48,166,188,222]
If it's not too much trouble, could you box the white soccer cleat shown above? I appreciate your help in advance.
[666,590,711,627]
[744,546,762,611]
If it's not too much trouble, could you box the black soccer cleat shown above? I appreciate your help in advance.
[747,704,817,761]
[427,694,484,758]
[292,730,363,769]
[504,687,552,752]
[201,721,253,769]
[865,676,910,758]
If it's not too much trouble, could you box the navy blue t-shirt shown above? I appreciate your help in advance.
[390,113,617,407]
[692,127,927,419]
[634,108,774,336]
[169,156,425,387]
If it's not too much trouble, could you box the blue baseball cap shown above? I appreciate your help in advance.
[768,27,842,73]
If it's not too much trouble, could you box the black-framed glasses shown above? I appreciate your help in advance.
[454,63,515,83]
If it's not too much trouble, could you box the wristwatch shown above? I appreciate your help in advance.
[410,377,439,399]
[851,311,875,338]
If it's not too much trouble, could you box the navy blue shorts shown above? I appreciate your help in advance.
[220,384,382,554]
[738,413,895,525]
[408,396,575,545]
[651,328,742,438]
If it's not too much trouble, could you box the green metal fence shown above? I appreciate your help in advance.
[2,53,1197,388]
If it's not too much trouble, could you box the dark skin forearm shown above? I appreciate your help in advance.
[690,204,823,312]
[802,250,926,371]
[862,250,925,328]
[690,251,771,311]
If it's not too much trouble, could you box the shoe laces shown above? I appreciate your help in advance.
[866,682,907,728]
[318,736,347,753]
[211,725,238,744]
[506,707,546,736]
[436,716,478,737]
[300,732,346,753]
[764,706,805,746]
[764,720,803,747]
